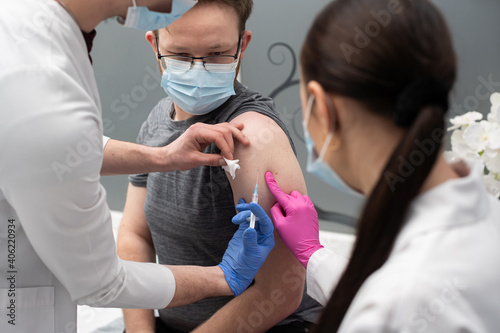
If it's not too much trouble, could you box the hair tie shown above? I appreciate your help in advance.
[395,78,449,127]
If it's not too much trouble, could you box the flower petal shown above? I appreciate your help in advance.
[449,111,483,127]
[483,153,500,174]
[463,123,487,151]
[486,126,500,150]
[483,174,500,199]
[490,92,500,106]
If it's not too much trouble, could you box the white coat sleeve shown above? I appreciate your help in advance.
[0,66,175,309]
[307,247,349,306]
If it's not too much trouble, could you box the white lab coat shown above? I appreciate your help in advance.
[306,159,500,332]
[0,1,176,332]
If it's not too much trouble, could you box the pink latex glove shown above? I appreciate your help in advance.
[265,172,323,268]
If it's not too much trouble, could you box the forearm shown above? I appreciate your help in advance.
[101,139,168,175]
[121,264,233,330]
[194,237,305,332]
[166,265,232,308]
[193,284,293,333]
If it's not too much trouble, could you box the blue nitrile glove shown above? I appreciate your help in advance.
[218,199,275,296]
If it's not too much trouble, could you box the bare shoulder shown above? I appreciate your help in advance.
[230,111,288,149]
[229,111,296,167]
[227,111,306,210]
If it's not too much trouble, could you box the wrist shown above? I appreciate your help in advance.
[298,244,324,269]
[213,265,234,296]
[147,146,174,173]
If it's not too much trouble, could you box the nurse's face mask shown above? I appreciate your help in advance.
[155,34,241,116]
[118,0,198,31]
[303,95,365,198]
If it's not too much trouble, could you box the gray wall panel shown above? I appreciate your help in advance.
[92,1,500,218]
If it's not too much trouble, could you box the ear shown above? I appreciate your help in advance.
[239,30,252,60]
[145,30,164,73]
[307,81,334,135]
[145,31,158,54]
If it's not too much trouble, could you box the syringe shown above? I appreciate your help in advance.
[249,182,259,229]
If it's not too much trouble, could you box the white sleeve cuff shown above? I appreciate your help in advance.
[307,247,348,306]
[81,260,176,309]
[117,261,176,309]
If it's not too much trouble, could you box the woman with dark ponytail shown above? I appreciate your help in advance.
[235,0,500,331]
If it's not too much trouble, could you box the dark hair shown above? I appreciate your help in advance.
[300,0,456,331]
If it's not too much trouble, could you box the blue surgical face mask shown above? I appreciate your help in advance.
[161,58,237,115]
[303,95,365,198]
[118,0,197,31]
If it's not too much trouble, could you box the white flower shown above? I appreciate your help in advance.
[483,174,500,199]
[444,150,485,172]
[448,92,500,199]
[488,92,500,123]
[483,153,500,174]
[448,128,484,169]
[450,128,478,159]
[448,111,483,131]
[463,120,500,157]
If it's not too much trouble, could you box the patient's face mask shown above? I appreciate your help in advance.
[161,58,238,115]
[118,0,197,31]
[303,95,364,198]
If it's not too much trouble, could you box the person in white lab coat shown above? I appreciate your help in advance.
[0,0,275,332]
[236,0,500,332]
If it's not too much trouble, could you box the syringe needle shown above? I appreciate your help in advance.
[249,174,259,229]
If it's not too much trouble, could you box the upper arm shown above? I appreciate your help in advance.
[227,111,306,209]
[226,112,307,298]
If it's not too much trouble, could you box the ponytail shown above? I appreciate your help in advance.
[312,103,446,332]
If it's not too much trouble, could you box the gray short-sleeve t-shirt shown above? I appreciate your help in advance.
[129,82,321,331]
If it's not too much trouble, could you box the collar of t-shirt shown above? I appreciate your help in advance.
[81,30,97,64]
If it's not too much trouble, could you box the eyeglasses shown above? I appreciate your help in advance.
[156,35,242,72]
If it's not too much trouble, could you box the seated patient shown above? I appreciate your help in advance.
[117,1,321,332]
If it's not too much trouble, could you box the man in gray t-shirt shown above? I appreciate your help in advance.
[118,1,322,332]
